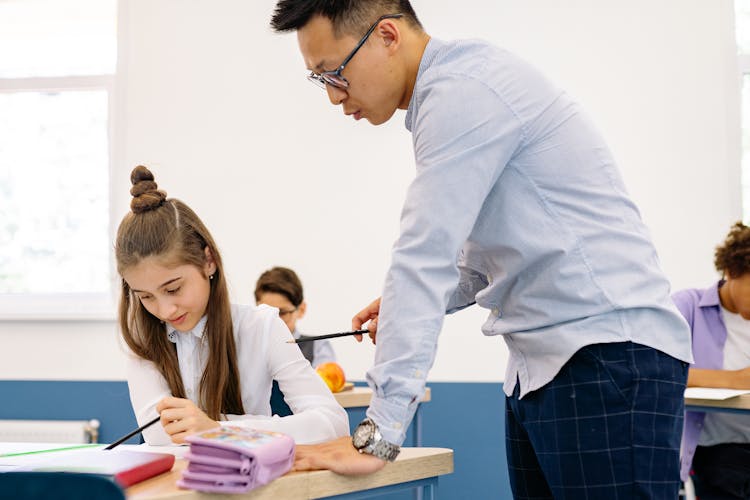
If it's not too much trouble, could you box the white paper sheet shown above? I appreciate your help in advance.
[684,387,750,400]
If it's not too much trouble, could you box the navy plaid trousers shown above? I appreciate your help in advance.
[505,342,688,499]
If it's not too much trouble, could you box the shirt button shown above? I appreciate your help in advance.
[393,422,402,429]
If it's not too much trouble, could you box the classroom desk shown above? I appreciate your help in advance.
[685,393,750,415]
[126,447,453,500]
[333,387,432,447]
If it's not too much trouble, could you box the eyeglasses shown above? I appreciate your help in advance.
[307,13,404,90]
[278,307,297,317]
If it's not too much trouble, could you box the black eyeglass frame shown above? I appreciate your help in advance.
[277,306,298,317]
[307,13,404,90]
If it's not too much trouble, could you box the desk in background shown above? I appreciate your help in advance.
[685,392,750,415]
[334,387,431,448]
[127,447,453,500]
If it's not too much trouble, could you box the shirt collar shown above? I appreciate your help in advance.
[697,280,723,309]
[166,315,208,344]
[405,37,442,132]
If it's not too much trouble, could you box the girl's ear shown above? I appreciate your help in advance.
[204,246,217,277]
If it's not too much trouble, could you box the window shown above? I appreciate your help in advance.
[0,0,117,319]
[737,1,750,220]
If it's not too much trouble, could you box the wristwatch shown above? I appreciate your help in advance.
[352,418,401,461]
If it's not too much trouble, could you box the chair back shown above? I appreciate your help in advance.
[0,472,125,500]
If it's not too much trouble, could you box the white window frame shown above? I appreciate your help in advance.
[0,74,117,321]
[742,54,750,74]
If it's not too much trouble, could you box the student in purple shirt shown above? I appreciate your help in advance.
[673,221,750,499]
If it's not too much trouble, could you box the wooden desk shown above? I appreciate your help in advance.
[333,387,431,448]
[333,387,431,408]
[685,393,750,415]
[127,447,453,499]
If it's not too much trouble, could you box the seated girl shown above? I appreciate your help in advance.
[115,165,349,445]
[674,221,750,498]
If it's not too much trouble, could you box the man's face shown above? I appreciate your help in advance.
[297,15,404,126]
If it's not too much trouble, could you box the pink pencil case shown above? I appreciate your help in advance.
[177,425,295,493]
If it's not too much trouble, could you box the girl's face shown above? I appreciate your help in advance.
[720,273,750,320]
[122,252,216,333]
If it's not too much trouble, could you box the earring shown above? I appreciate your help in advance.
[210,274,215,280]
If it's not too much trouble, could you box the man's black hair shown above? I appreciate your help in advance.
[270,0,422,37]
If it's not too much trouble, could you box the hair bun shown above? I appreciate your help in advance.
[129,165,167,214]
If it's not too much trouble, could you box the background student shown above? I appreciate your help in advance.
[271,0,693,496]
[115,165,348,445]
[674,221,750,499]
[255,266,336,368]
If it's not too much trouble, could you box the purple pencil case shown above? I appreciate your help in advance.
[177,425,295,493]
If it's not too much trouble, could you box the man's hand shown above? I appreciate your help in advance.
[293,436,387,475]
[156,396,219,444]
[352,297,381,344]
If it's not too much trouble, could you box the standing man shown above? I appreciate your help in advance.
[270,1,693,497]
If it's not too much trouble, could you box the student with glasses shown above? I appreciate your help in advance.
[254,266,336,368]
[270,1,693,497]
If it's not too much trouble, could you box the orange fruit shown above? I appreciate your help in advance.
[316,362,346,393]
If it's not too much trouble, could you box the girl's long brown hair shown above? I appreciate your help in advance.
[115,165,244,419]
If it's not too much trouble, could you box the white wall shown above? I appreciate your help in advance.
[0,0,741,384]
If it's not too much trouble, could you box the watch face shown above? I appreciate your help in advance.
[353,420,374,449]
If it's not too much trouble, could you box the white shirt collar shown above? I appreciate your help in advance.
[166,315,208,344]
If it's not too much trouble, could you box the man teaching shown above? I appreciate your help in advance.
[270,1,693,497]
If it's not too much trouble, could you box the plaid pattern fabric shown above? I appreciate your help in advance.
[505,342,688,499]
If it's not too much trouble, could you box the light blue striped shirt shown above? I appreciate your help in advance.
[365,38,693,446]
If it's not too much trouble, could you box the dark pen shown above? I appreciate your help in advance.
[104,415,161,450]
[286,329,370,344]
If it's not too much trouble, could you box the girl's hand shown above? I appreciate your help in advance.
[156,396,219,444]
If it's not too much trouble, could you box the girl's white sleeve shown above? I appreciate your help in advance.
[223,316,350,444]
[124,353,173,445]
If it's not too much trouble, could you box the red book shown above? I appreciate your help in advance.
[24,449,175,487]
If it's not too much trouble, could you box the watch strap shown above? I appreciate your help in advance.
[369,439,400,461]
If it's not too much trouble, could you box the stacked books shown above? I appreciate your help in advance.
[178,426,295,493]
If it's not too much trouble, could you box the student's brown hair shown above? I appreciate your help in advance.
[254,267,304,307]
[115,165,244,420]
[715,221,750,279]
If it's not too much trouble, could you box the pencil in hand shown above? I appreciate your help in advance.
[286,329,370,343]
[104,415,161,450]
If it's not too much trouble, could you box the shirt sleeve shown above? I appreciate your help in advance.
[446,251,489,314]
[366,72,525,445]
[223,315,349,444]
[124,353,173,445]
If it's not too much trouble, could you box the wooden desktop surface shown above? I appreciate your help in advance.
[333,387,431,408]
[685,392,750,411]
[126,447,453,499]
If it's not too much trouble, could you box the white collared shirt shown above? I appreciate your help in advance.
[126,304,349,445]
